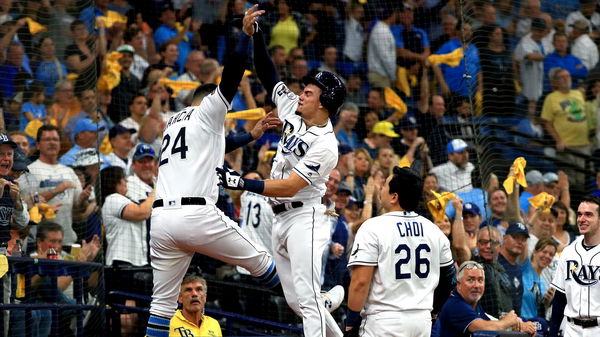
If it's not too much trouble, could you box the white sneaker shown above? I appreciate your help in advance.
[320,285,344,313]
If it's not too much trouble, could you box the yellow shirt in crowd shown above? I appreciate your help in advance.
[541,89,590,147]
[169,309,222,337]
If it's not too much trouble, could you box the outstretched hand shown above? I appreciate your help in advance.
[216,166,246,190]
[251,112,282,139]
[242,4,265,36]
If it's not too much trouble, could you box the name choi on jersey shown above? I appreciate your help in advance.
[281,121,308,157]
[565,260,600,286]
[396,221,424,237]
[166,109,194,129]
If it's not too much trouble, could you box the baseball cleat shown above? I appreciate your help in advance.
[321,285,345,313]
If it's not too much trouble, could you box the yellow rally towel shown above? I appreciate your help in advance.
[98,52,123,91]
[24,119,44,139]
[428,47,464,67]
[503,157,528,194]
[0,255,7,278]
[29,203,57,223]
[100,134,112,154]
[66,73,79,81]
[397,155,412,168]
[25,18,47,34]
[395,67,416,98]
[226,108,266,120]
[427,190,457,222]
[159,78,201,97]
[528,192,556,214]
[96,10,128,28]
[175,22,189,42]
[384,87,407,118]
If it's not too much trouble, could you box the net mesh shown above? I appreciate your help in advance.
[0,0,597,335]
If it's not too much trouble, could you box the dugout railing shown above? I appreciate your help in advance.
[0,257,105,337]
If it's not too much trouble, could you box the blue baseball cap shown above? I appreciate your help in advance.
[338,144,353,155]
[74,118,105,136]
[446,139,468,154]
[133,144,157,161]
[12,147,30,172]
[463,202,480,216]
[506,222,530,238]
[399,115,420,130]
[109,124,136,139]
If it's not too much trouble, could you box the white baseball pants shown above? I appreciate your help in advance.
[272,203,343,337]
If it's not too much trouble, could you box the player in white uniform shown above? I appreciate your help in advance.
[550,196,600,337]
[217,21,347,337]
[239,171,274,256]
[145,8,279,337]
[344,167,456,337]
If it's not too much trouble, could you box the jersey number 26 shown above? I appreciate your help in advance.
[395,243,431,279]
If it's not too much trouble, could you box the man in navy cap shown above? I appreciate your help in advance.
[394,115,429,167]
[59,118,106,167]
[105,125,136,171]
[498,222,530,315]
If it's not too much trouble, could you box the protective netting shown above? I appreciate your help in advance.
[0,0,597,336]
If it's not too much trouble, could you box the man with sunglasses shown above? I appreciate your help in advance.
[344,167,455,337]
[438,261,537,336]
[473,226,516,319]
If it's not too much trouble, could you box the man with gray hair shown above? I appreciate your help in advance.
[334,102,360,149]
[174,50,206,111]
[438,261,536,336]
[541,67,590,185]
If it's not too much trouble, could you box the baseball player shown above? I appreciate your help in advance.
[550,195,600,337]
[216,20,347,337]
[145,8,280,337]
[344,167,456,337]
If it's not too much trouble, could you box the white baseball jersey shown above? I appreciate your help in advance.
[551,235,600,318]
[155,87,230,204]
[348,211,454,315]
[239,191,274,255]
[269,82,338,205]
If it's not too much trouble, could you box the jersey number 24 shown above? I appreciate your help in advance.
[395,243,431,279]
[160,127,188,166]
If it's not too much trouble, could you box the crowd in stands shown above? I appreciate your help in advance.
[0,0,599,335]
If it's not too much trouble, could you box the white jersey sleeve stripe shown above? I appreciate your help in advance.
[117,202,128,219]
[215,86,231,111]
[441,259,454,267]
[347,260,378,266]
[293,167,312,184]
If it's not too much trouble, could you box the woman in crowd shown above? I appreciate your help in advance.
[65,20,105,93]
[346,148,372,203]
[263,0,315,54]
[551,202,576,253]
[521,239,558,319]
[34,36,68,97]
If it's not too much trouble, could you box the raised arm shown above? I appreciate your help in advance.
[219,5,265,103]
[253,22,281,95]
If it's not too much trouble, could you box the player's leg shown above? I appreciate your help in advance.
[271,217,301,314]
[146,210,194,337]
[361,311,431,337]
[178,205,278,288]
[284,205,342,337]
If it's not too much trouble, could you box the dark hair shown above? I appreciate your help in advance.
[36,221,63,241]
[36,124,61,142]
[533,238,558,258]
[22,80,44,102]
[581,195,600,215]
[269,45,285,56]
[100,166,126,205]
[124,26,141,43]
[159,41,178,54]
[70,19,86,32]
[192,83,218,103]
[389,166,423,211]
[552,201,569,227]
[128,92,146,106]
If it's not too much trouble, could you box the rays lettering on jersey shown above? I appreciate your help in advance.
[565,260,600,286]
[166,108,195,129]
[280,120,309,157]
[397,221,424,237]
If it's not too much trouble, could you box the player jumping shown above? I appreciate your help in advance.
[145,7,280,337]
[217,19,347,337]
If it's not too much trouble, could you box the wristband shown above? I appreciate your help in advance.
[242,178,265,194]
[363,200,373,205]
[456,216,463,221]
[345,309,361,328]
